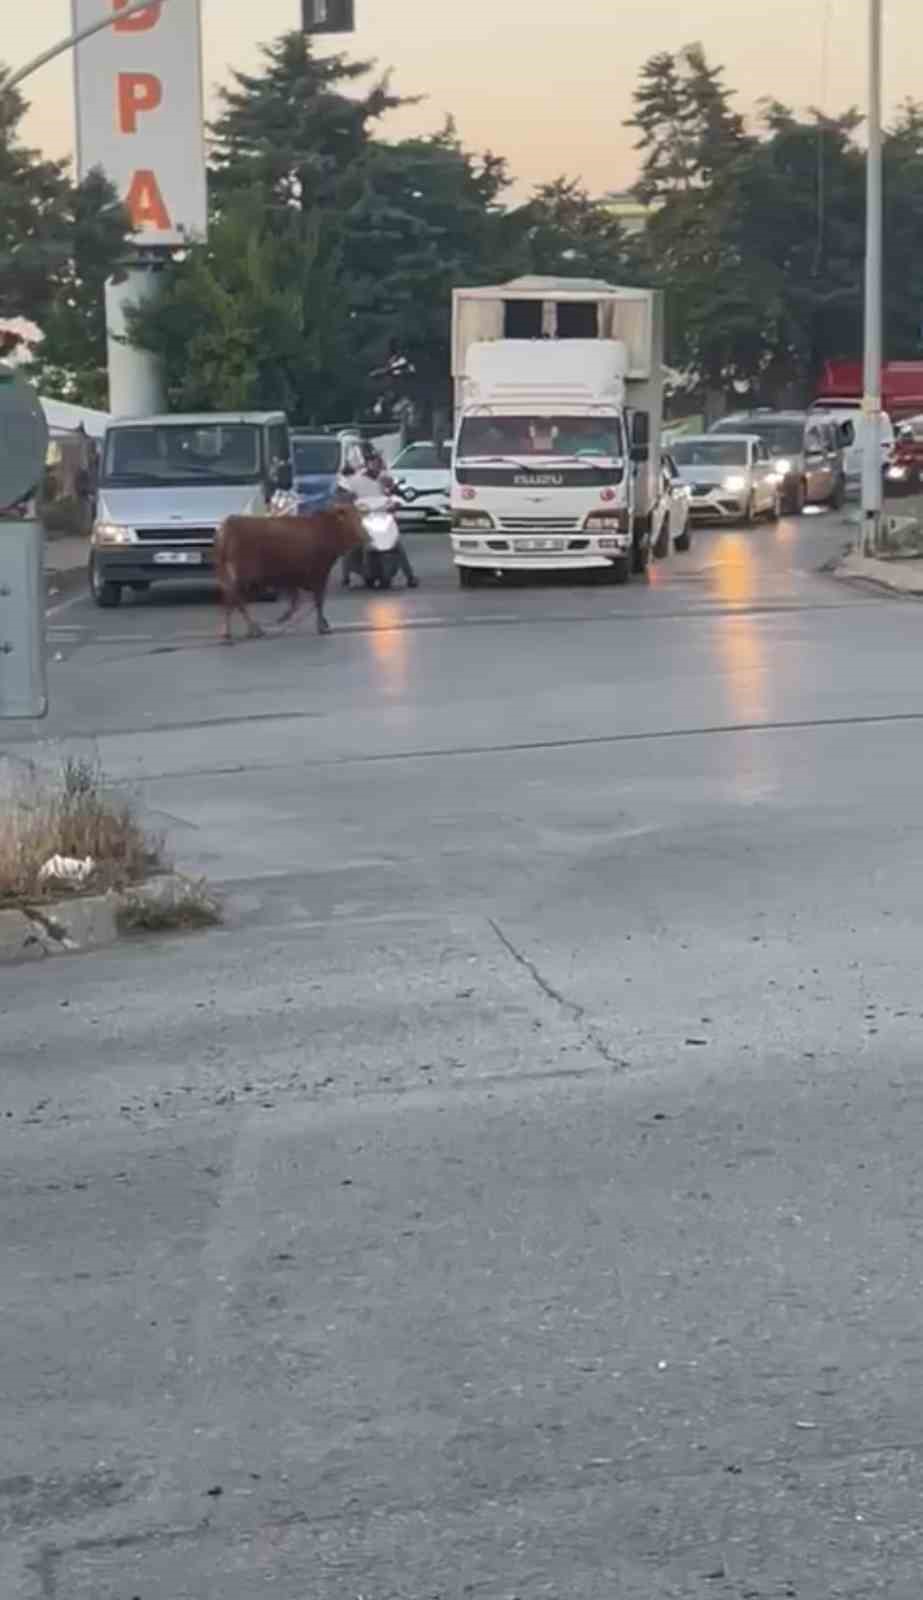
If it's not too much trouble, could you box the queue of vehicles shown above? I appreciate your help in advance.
[88,275,884,607]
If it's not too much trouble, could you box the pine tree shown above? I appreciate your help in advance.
[209,31,408,217]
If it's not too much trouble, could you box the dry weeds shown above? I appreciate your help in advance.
[0,756,161,907]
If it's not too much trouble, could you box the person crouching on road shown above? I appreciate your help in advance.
[339,450,419,589]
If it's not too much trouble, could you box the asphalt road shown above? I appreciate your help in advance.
[5,513,923,1598]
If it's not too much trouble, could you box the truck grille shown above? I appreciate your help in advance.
[135,526,216,544]
[499,516,580,532]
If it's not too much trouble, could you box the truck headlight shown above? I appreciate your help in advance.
[454,512,493,530]
[773,458,792,477]
[585,511,628,531]
[722,474,747,493]
[92,522,136,546]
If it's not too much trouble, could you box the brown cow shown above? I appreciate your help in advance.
[214,503,365,644]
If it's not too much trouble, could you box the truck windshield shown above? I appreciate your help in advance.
[457,415,622,461]
[292,437,341,476]
[672,439,748,467]
[101,423,263,487]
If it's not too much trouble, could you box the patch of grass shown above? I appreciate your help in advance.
[115,877,222,934]
[0,755,162,908]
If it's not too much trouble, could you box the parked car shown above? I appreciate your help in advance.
[669,433,780,524]
[655,452,693,552]
[389,440,451,523]
[290,431,363,513]
[709,410,849,514]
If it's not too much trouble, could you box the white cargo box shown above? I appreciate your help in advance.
[452,277,658,382]
[462,339,629,409]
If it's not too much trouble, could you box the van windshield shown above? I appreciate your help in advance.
[457,415,623,461]
[712,420,802,455]
[672,439,748,467]
[292,437,341,476]
[101,423,263,487]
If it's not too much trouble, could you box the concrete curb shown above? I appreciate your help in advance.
[833,548,923,596]
[0,874,220,965]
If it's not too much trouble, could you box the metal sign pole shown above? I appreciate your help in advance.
[4,0,180,93]
[0,368,50,720]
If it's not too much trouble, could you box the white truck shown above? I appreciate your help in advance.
[450,276,665,586]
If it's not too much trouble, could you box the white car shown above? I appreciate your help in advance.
[389,440,451,523]
[670,433,780,523]
[655,453,693,553]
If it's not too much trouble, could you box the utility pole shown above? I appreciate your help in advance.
[861,0,883,555]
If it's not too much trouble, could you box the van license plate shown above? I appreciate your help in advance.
[154,550,203,565]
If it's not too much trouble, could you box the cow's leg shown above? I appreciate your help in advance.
[276,588,301,627]
[236,593,264,639]
[314,580,331,634]
[218,572,236,644]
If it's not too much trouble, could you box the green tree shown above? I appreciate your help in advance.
[882,100,923,357]
[209,31,407,218]
[126,194,354,420]
[627,44,747,203]
[0,74,70,343]
[29,167,131,407]
[337,122,515,427]
[512,177,628,281]
[0,72,130,399]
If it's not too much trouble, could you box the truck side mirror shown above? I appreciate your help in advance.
[630,410,650,463]
[838,420,855,447]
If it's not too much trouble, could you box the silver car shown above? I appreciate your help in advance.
[669,433,780,524]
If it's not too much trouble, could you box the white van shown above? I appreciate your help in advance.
[809,399,894,495]
[89,412,292,607]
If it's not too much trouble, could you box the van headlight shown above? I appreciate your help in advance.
[722,474,747,493]
[92,522,136,546]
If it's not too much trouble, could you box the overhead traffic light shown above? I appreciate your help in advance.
[302,0,355,33]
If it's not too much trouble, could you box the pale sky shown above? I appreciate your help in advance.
[7,0,919,195]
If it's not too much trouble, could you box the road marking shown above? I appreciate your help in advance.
[45,588,88,619]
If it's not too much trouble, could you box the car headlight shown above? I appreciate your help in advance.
[92,522,136,546]
[888,465,908,480]
[773,458,792,476]
[722,475,747,493]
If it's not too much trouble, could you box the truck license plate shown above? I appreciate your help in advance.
[519,538,564,552]
[154,550,203,565]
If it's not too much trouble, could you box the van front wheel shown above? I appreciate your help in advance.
[89,557,122,608]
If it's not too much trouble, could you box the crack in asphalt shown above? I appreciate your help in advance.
[88,706,923,787]
[488,917,627,1071]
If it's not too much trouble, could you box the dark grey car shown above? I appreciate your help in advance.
[709,410,849,514]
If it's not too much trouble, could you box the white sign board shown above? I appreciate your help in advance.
[72,0,207,248]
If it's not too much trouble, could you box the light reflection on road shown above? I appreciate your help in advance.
[709,533,775,727]
[361,595,412,698]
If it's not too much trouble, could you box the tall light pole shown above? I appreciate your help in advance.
[861,0,883,555]
[4,0,176,94]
